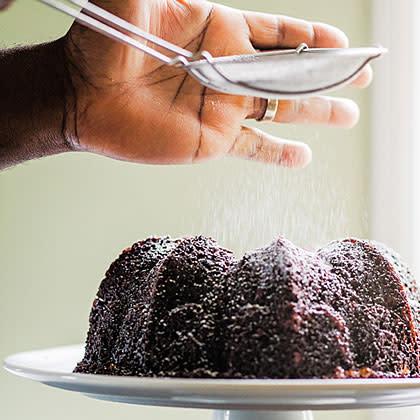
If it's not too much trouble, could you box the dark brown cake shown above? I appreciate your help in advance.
[75,236,420,378]
[75,236,235,377]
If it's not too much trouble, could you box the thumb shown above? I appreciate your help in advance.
[228,126,312,168]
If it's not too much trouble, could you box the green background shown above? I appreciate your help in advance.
[0,0,381,419]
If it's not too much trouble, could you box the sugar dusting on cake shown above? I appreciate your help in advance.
[75,235,420,378]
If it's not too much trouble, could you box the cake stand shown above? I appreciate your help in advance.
[4,345,420,420]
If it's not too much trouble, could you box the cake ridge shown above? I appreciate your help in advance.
[75,235,420,379]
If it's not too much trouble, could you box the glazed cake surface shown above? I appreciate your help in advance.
[75,236,420,378]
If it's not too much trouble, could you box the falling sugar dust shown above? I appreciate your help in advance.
[192,133,368,256]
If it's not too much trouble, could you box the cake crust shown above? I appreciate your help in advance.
[75,236,420,379]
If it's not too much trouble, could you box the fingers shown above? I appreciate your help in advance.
[349,64,373,88]
[228,126,312,168]
[277,96,360,129]
[249,96,360,129]
[241,11,373,90]
[242,11,349,49]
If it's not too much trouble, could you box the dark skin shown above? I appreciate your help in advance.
[0,41,72,168]
[0,0,371,170]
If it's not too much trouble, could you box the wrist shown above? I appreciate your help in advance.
[0,39,77,169]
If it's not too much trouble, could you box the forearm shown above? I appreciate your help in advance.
[0,39,75,170]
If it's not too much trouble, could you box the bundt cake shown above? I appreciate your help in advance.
[74,235,420,378]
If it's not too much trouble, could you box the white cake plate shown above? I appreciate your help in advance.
[5,345,420,420]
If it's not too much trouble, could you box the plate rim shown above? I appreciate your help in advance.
[5,344,420,391]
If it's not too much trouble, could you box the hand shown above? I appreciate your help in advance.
[63,0,372,168]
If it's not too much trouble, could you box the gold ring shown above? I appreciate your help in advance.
[258,98,278,122]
